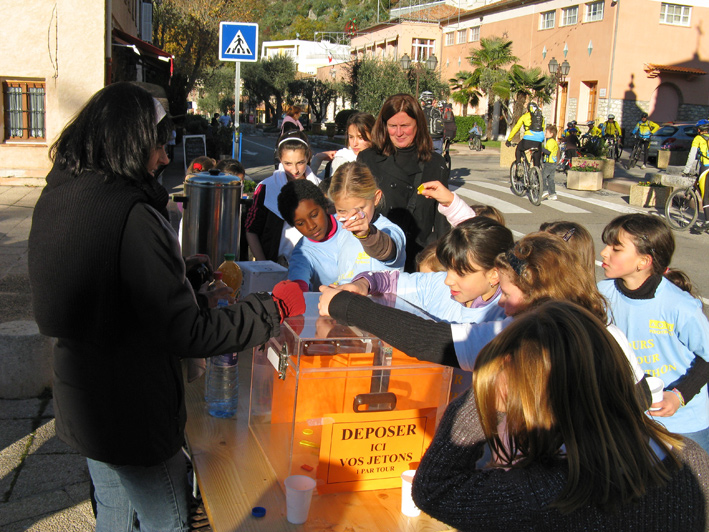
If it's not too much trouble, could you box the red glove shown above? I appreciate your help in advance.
[272,280,306,322]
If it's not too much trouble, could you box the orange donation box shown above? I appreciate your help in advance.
[249,293,452,494]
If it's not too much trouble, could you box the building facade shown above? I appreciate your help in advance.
[0,0,169,179]
[439,0,709,134]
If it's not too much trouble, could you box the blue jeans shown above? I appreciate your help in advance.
[679,426,709,454]
[87,450,190,532]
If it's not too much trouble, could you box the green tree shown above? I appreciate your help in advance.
[497,64,554,131]
[241,61,276,124]
[466,37,518,139]
[262,54,297,125]
[344,58,410,115]
[153,0,258,118]
[241,55,297,126]
[288,79,337,122]
[449,71,481,117]
[197,64,236,116]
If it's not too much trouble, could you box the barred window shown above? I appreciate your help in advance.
[457,30,466,44]
[445,32,454,46]
[539,10,555,30]
[561,6,578,26]
[585,1,604,22]
[470,26,480,42]
[659,3,691,26]
[3,81,46,141]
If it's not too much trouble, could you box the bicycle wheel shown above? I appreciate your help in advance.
[665,187,699,231]
[527,166,542,206]
[509,162,525,196]
[628,145,639,169]
[469,138,474,150]
[474,137,482,151]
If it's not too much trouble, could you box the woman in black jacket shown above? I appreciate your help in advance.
[358,93,451,272]
[28,82,303,532]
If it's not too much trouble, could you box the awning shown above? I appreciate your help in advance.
[644,63,706,80]
[113,28,173,76]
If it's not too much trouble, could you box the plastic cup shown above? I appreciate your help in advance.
[646,376,664,410]
[401,469,421,517]
[284,475,316,524]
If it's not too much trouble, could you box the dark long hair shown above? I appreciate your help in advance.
[436,217,513,275]
[602,213,698,297]
[50,82,173,183]
[370,93,433,162]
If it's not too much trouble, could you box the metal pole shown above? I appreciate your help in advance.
[233,61,241,159]
[554,81,559,126]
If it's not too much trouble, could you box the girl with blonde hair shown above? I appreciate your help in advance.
[326,161,405,284]
[412,300,709,530]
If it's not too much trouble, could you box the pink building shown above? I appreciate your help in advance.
[334,0,708,137]
[440,0,709,133]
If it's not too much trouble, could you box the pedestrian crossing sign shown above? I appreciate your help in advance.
[219,22,258,62]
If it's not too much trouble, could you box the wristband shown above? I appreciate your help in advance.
[670,388,685,408]
[354,226,371,239]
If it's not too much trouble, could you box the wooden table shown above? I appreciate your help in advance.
[184,356,454,532]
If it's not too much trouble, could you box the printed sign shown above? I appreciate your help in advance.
[317,408,437,493]
[219,22,258,62]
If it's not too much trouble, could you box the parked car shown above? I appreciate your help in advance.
[648,123,698,158]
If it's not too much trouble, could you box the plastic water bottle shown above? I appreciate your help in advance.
[205,300,239,418]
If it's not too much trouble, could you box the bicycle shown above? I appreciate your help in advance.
[627,134,649,169]
[509,143,542,206]
[468,134,482,151]
[664,167,708,231]
[604,135,622,162]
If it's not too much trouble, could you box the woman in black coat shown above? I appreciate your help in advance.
[358,93,451,272]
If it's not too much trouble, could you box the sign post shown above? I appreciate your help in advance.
[219,22,259,160]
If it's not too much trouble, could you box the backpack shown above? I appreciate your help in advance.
[529,109,544,132]
[425,106,444,139]
[442,104,457,140]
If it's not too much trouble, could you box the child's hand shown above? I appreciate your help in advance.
[647,391,681,417]
[314,150,337,162]
[318,285,344,316]
[418,181,454,207]
[338,208,369,237]
[338,278,370,296]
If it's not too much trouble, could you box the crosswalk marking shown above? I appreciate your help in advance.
[452,186,532,214]
[472,182,591,214]
[554,190,643,214]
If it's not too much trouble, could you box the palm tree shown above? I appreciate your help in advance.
[448,71,482,117]
[498,64,554,133]
[467,36,518,139]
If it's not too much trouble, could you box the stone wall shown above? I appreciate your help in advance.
[677,104,709,123]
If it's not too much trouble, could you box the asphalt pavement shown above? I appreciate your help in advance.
[0,133,652,532]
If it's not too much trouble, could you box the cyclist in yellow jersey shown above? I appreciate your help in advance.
[506,102,545,167]
[683,120,709,224]
[602,114,622,137]
[631,113,660,168]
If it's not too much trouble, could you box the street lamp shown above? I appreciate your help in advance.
[400,53,439,96]
[548,57,570,126]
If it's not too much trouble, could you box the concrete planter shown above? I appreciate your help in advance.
[311,122,322,134]
[567,170,603,191]
[599,158,615,179]
[325,123,336,138]
[500,142,516,168]
[629,184,672,208]
[657,149,690,168]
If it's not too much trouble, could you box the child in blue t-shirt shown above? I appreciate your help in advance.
[279,162,405,291]
[598,213,709,452]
